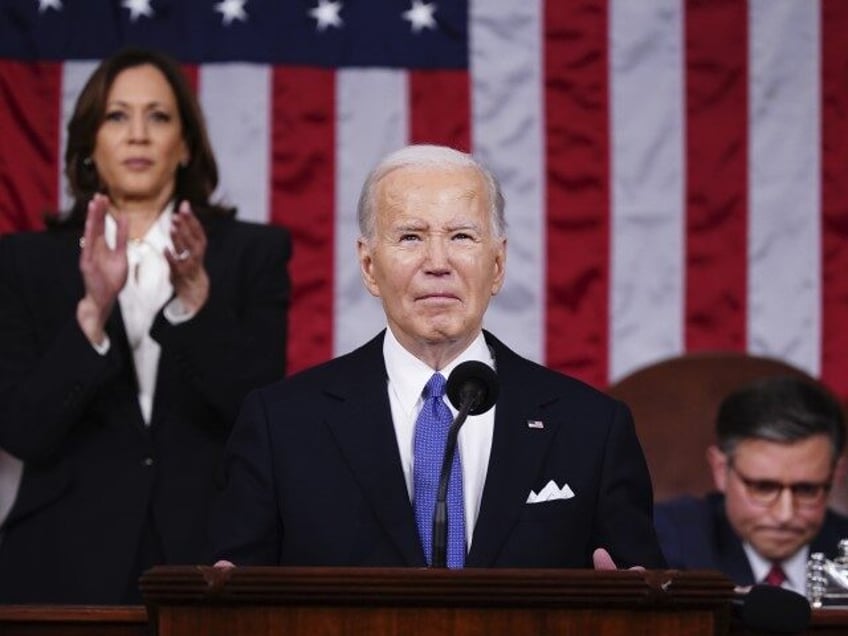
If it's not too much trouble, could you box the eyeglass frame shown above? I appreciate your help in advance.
[727,461,833,508]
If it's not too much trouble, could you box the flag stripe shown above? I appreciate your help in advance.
[544,0,610,387]
[609,0,686,381]
[684,0,748,353]
[747,0,821,374]
[270,67,336,373]
[409,70,470,152]
[334,69,408,357]
[470,0,545,365]
[0,61,61,232]
[820,0,848,397]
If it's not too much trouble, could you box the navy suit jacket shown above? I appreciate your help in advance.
[654,492,848,585]
[210,330,666,569]
[0,215,290,603]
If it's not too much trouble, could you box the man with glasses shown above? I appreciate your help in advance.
[654,376,848,593]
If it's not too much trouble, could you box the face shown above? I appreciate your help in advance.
[708,435,835,561]
[92,64,188,209]
[358,165,506,362]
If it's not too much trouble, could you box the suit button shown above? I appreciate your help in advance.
[142,457,154,467]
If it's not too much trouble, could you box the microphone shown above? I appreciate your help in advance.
[731,585,811,633]
[431,361,499,568]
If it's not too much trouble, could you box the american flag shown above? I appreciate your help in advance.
[2,0,848,401]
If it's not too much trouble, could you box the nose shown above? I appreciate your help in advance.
[424,236,450,272]
[770,487,795,523]
[128,113,148,143]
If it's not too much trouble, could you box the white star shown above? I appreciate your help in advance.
[214,0,248,26]
[402,0,437,33]
[309,0,343,32]
[122,0,154,22]
[37,0,62,12]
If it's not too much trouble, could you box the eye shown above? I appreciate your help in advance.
[104,110,126,122]
[792,483,826,499]
[748,480,781,497]
[149,110,172,123]
[399,233,421,242]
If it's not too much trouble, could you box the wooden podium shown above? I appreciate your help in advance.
[139,566,734,636]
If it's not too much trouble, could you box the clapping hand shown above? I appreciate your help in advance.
[76,193,128,346]
[165,200,209,314]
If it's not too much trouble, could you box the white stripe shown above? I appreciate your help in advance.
[59,61,99,212]
[334,69,408,356]
[199,64,271,224]
[609,0,686,382]
[747,0,821,376]
[470,0,545,364]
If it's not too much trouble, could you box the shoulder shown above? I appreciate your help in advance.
[655,494,715,522]
[485,330,628,414]
[0,229,78,275]
[207,217,291,248]
[251,333,384,404]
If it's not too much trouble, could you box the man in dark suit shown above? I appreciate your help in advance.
[654,376,848,593]
[210,144,665,570]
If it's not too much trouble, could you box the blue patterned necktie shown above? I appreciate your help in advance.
[413,373,465,568]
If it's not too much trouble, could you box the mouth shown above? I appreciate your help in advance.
[416,293,460,303]
[123,158,153,170]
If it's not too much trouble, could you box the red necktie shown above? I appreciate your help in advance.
[763,563,787,586]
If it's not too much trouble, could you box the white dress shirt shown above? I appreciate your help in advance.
[383,328,495,549]
[743,542,809,595]
[99,204,194,424]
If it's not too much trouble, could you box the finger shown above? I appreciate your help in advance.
[176,201,206,247]
[592,547,617,571]
[114,214,129,253]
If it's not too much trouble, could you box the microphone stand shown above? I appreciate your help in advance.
[431,395,475,568]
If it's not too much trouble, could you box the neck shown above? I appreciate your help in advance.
[109,196,171,240]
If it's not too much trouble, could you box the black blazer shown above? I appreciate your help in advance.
[210,330,665,570]
[654,492,848,585]
[0,216,291,603]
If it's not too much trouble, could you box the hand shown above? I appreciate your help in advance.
[77,193,128,345]
[592,547,645,572]
[165,200,209,314]
[214,560,235,569]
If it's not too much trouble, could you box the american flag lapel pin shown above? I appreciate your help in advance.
[527,420,544,429]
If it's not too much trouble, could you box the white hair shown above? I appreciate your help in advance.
[356,144,506,242]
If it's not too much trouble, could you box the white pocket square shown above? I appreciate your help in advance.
[526,480,575,504]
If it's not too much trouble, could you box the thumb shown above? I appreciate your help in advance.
[592,547,617,570]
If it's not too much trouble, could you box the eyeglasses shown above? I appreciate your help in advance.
[728,463,832,508]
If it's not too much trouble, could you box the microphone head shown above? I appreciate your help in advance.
[734,585,811,633]
[446,361,499,415]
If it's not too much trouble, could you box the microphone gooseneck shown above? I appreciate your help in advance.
[431,361,499,568]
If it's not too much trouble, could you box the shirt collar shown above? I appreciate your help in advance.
[743,542,809,591]
[383,328,494,416]
[104,201,175,251]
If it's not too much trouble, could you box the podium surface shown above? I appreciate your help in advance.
[141,566,732,636]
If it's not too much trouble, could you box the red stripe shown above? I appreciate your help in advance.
[0,61,61,234]
[409,70,470,152]
[820,0,848,397]
[684,0,748,352]
[544,0,610,388]
[180,64,199,94]
[269,67,336,374]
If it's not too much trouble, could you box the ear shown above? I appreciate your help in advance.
[357,237,381,298]
[490,237,507,296]
[707,445,729,493]
[833,453,848,486]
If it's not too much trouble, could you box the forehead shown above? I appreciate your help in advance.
[731,435,834,479]
[376,165,489,218]
[107,64,176,103]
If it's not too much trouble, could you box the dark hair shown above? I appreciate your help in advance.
[716,375,846,463]
[48,47,232,227]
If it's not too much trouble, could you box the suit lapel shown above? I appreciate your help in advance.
[323,334,426,566]
[466,335,561,566]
